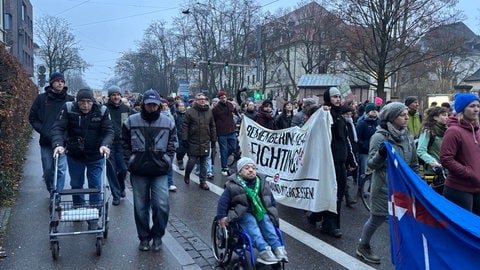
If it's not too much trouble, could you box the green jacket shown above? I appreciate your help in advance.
[407,111,422,139]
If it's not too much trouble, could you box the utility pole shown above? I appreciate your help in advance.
[256,24,262,85]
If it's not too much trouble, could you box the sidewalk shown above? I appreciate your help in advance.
[0,134,201,269]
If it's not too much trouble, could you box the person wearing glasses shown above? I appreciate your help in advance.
[51,88,114,229]
[29,72,75,201]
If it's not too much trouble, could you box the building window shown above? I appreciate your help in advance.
[5,13,12,30]
[22,3,27,21]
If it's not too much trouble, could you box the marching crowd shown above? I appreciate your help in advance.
[29,71,480,265]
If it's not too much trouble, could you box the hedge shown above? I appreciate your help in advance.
[0,43,37,206]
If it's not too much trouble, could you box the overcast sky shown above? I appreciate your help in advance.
[30,0,479,90]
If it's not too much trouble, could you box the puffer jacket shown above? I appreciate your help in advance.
[121,111,176,177]
[440,117,480,193]
[216,175,279,227]
[51,102,114,162]
[182,103,216,156]
[29,86,74,146]
[368,125,419,216]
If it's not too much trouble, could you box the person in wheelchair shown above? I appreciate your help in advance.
[216,157,288,265]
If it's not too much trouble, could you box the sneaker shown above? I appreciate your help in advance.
[356,244,380,264]
[152,238,162,252]
[138,240,150,251]
[207,172,214,179]
[120,190,126,198]
[257,247,280,265]
[221,168,229,176]
[112,198,121,206]
[273,246,289,262]
[169,185,177,192]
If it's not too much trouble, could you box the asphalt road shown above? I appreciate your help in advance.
[0,135,394,270]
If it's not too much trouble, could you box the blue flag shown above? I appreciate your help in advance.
[385,142,480,270]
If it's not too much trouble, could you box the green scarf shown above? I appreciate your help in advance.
[237,175,267,221]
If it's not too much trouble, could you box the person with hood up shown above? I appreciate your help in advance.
[356,102,419,264]
[255,99,275,129]
[440,93,480,214]
[29,72,74,199]
[307,87,357,238]
[121,89,176,251]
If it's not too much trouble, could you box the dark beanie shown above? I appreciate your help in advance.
[365,103,377,114]
[107,85,122,96]
[76,88,95,101]
[49,72,65,84]
[404,96,418,107]
[261,99,273,107]
[340,105,354,114]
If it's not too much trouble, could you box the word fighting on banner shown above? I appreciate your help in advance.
[385,142,480,270]
[238,109,337,213]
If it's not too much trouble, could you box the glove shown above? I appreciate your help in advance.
[378,143,387,157]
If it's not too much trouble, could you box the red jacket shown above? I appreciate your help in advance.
[440,117,480,193]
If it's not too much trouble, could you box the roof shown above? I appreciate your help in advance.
[464,68,480,82]
[297,73,369,88]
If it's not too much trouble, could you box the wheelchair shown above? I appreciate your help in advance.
[211,217,286,270]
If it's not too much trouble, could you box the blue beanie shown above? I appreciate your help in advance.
[454,93,479,113]
[49,72,65,84]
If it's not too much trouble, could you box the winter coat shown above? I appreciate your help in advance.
[356,116,379,154]
[212,101,236,135]
[255,110,275,129]
[407,111,422,139]
[106,100,131,145]
[274,112,293,130]
[244,110,256,120]
[182,103,217,156]
[291,111,306,127]
[416,129,443,174]
[121,110,176,177]
[216,175,279,227]
[330,106,356,167]
[174,110,187,155]
[440,117,480,193]
[29,86,74,147]
[368,125,419,216]
[51,102,114,162]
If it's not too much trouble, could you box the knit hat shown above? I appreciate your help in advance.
[76,88,94,101]
[261,99,273,107]
[143,89,161,105]
[217,90,227,98]
[365,103,377,114]
[340,105,354,114]
[374,97,383,106]
[49,72,65,84]
[454,93,479,113]
[404,96,418,107]
[107,85,122,97]
[237,157,255,173]
[379,102,407,123]
[323,87,341,105]
[212,97,220,103]
[303,98,317,107]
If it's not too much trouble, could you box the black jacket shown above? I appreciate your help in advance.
[51,102,114,162]
[106,100,131,144]
[274,112,293,130]
[29,86,74,146]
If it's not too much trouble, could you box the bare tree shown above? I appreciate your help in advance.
[334,0,460,99]
[35,16,88,75]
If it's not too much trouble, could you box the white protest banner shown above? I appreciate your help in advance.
[238,109,337,213]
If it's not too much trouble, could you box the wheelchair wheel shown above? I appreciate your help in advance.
[211,219,233,266]
[361,174,372,212]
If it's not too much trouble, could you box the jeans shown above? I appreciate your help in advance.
[195,156,212,175]
[131,174,169,241]
[68,157,104,206]
[40,145,67,196]
[186,155,208,182]
[443,186,480,215]
[167,166,173,186]
[358,154,369,189]
[238,213,281,252]
[108,144,127,193]
[218,133,237,168]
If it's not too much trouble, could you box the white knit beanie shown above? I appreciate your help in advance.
[237,157,255,173]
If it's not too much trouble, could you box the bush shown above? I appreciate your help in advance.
[0,44,37,206]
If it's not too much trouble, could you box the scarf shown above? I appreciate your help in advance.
[237,175,267,221]
[343,116,358,142]
[386,122,407,142]
[430,122,446,137]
